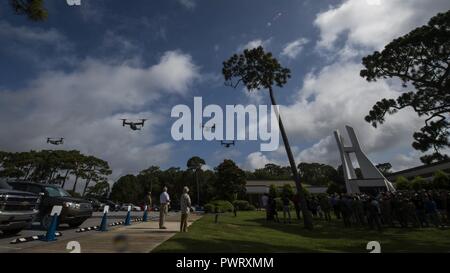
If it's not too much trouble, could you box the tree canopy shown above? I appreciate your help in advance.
[376,162,393,176]
[223,45,313,229]
[361,10,450,164]
[248,163,292,180]
[10,0,48,21]
[222,46,291,90]
[298,162,339,186]
[0,150,111,196]
[187,156,206,171]
[213,160,246,201]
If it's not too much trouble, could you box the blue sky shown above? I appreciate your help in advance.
[1,0,449,184]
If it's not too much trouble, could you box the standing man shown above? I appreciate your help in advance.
[261,194,269,220]
[282,193,291,224]
[180,186,192,232]
[320,195,332,222]
[292,193,302,220]
[146,191,152,211]
[159,186,170,229]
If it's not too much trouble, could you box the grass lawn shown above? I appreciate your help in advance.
[153,211,450,253]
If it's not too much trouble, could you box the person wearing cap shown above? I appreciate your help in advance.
[159,186,170,229]
[180,186,192,232]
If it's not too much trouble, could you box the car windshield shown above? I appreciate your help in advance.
[45,186,71,197]
[0,180,13,190]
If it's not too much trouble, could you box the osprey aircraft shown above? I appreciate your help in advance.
[47,137,64,145]
[220,140,235,148]
[120,119,147,131]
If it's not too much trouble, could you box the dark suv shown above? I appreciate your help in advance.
[8,182,93,229]
[0,180,39,235]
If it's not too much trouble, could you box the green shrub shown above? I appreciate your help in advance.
[204,203,215,213]
[204,200,234,213]
[274,197,294,211]
[282,184,294,197]
[299,186,310,197]
[411,176,429,191]
[327,182,344,194]
[432,170,450,190]
[269,184,278,198]
[232,200,255,211]
[395,176,411,190]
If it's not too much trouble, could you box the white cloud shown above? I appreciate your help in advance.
[281,62,423,165]
[237,38,272,51]
[255,0,450,172]
[78,0,105,23]
[281,38,309,59]
[101,30,141,57]
[244,152,272,170]
[178,0,196,9]
[0,51,200,180]
[390,152,423,172]
[0,21,68,47]
[242,88,264,105]
[213,149,242,164]
[201,164,212,171]
[0,21,75,67]
[314,0,450,51]
[297,136,339,166]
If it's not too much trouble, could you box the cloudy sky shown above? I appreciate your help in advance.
[1,0,449,184]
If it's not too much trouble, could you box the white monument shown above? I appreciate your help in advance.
[334,125,395,194]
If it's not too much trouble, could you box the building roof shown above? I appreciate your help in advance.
[387,159,450,180]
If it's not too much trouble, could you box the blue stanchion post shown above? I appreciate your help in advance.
[143,205,148,222]
[100,210,108,232]
[43,205,62,242]
[124,206,131,226]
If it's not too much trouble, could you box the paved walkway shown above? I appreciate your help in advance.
[18,213,202,253]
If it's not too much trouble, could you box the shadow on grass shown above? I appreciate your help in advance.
[153,212,450,253]
[153,237,320,253]
[243,217,450,252]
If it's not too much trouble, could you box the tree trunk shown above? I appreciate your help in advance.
[82,177,91,196]
[269,87,313,230]
[61,169,70,189]
[196,170,200,206]
[72,175,79,192]
[48,170,55,183]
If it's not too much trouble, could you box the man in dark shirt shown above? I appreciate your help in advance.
[413,194,428,228]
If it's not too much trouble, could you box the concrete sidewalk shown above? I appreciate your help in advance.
[19,214,202,253]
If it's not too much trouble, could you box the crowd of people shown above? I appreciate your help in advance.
[262,190,450,231]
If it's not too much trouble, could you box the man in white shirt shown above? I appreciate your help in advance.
[159,187,170,229]
[180,186,192,232]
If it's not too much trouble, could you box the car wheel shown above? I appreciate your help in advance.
[1,229,23,236]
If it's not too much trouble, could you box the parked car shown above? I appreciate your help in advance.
[120,203,141,211]
[99,200,120,212]
[97,198,120,212]
[84,197,103,212]
[8,181,93,229]
[0,180,40,236]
